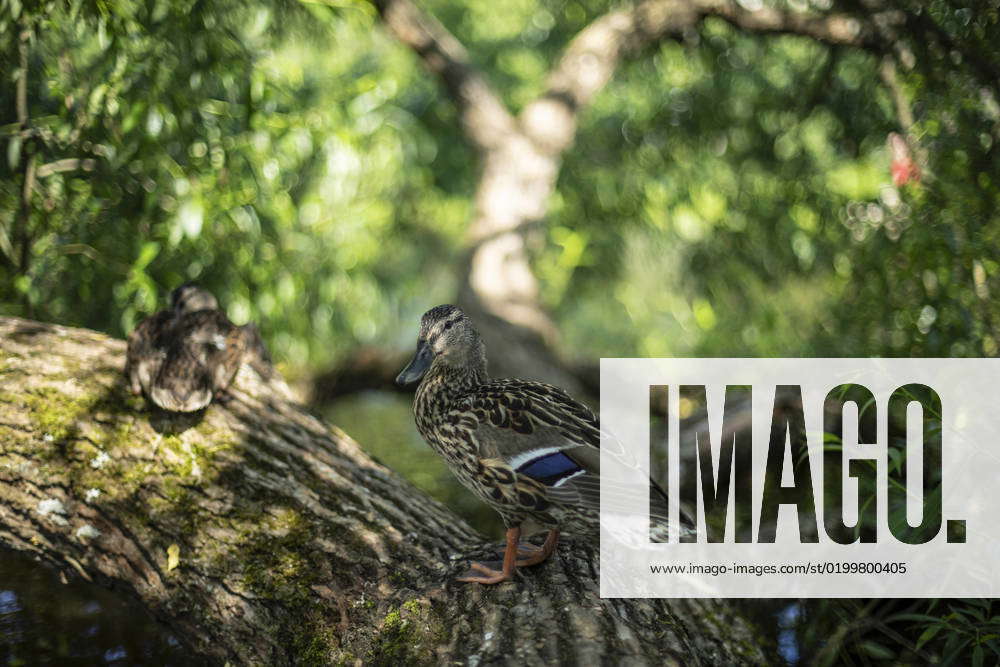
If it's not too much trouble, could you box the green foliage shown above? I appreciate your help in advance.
[793,599,1000,666]
[3,0,998,367]
[2,1,999,662]
[0,0,467,370]
[537,5,1000,361]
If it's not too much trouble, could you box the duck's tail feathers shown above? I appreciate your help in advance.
[149,382,213,412]
[149,352,214,412]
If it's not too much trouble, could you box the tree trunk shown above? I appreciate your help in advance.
[456,135,585,392]
[309,0,882,403]
[0,316,765,665]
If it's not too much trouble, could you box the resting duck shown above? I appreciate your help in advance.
[397,305,683,584]
[125,284,269,412]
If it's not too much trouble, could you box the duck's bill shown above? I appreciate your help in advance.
[396,341,432,386]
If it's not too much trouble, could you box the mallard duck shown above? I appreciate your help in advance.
[125,284,269,412]
[397,305,683,584]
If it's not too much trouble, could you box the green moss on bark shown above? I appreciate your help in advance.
[367,598,442,666]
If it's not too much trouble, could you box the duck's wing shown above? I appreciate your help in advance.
[464,379,686,534]
[149,311,244,412]
[149,344,214,412]
[238,323,273,379]
[124,310,173,396]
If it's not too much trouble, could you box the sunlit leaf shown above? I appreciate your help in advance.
[915,624,943,651]
[134,242,160,270]
[166,543,180,572]
[858,640,895,660]
[7,135,21,170]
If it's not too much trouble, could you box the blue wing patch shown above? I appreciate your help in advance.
[516,451,582,487]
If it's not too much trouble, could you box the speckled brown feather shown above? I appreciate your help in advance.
[148,310,246,412]
[405,305,685,542]
[402,305,692,583]
[125,286,271,413]
[418,372,604,532]
[125,310,173,396]
[406,308,597,533]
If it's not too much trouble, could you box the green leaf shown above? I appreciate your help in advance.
[955,605,986,622]
[858,640,895,660]
[886,613,944,624]
[973,644,984,667]
[942,634,971,667]
[134,241,160,270]
[166,543,180,572]
[13,275,30,294]
[7,135,21,170]
[916,624,943,651]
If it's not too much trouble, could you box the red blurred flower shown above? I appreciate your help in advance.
[888,132,920,186]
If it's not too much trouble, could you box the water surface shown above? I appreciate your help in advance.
[0,549,193,665]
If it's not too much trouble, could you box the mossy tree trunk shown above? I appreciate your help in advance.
[0,316,764,665]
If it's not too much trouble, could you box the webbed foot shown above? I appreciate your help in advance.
[456,561,513,584]
[515,529,559,567]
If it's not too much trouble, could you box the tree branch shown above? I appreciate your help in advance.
[309,344,600,405]
[371,0,889,395]
[0,317,764,664]
[878,57,914,132]
[35,158,97,178]
[520,1,694,154]
[16,27,29,127]
[309,346,414,402]
[702,0,874,48]
[372,0,515,152]
[376,0,878,156]
[523,0,876,153]
[14,20,37,308]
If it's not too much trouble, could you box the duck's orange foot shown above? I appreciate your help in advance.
[456,561,513,584]
[456,526,525,584]
[516,529,560,567]
[516,543,542,559]
[456,527,561,583]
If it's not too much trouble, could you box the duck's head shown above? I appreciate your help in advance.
[170,283,219,314]
[396,305,486,387]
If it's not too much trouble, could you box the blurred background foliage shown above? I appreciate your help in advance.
[1,0,469,369]
[2,0,998,367]
[2,0,1000,664]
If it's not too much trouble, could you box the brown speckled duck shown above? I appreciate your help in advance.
[397,305,685,584]
[125,284,269,412]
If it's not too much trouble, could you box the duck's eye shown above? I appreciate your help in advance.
[441,319,456,333]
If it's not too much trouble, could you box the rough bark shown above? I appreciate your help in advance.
[0,317,766,665]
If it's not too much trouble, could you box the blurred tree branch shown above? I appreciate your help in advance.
[376,0,878,159]
[310,346,599,404]
[13,19,37,314]
[878,56,928,181]
[528,0,877,156]
[316,0,895,399]
[34,158,97,178]
[374,0,515,153]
